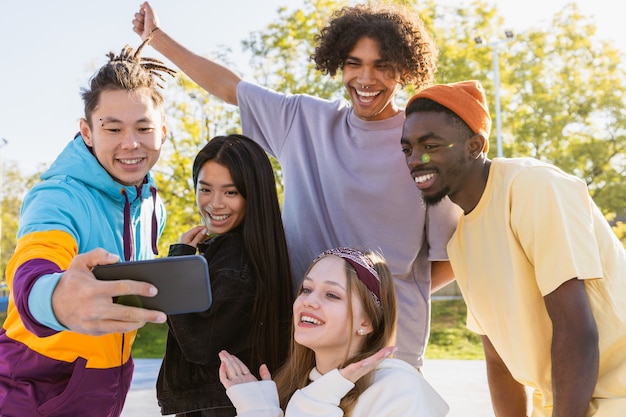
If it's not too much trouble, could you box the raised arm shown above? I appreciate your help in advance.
[544,278,598,417]
[132,1,242,105]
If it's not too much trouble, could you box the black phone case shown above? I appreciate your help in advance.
[93,255,212,315]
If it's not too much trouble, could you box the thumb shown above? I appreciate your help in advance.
[78,248,120,269]
[259,364,272,381]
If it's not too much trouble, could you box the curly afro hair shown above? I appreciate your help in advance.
[312,3,438,90]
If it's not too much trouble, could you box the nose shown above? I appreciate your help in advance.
[120,131,140,149]
[357,66,375,86]
[208,195,225,210]
[406,147,426,169]
[298,291,319,309]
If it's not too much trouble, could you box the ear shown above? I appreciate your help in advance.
[160,120,167,145]
[467,133,487,159]
[357,319,374,336]
[79,118,93,147]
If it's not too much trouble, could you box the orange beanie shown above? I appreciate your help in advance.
[406,80,491,153]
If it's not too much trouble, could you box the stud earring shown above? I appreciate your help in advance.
[357,328,366,336]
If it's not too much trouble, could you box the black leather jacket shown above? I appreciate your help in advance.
[156,228,258,416]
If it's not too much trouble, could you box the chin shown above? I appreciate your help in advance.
[422,193,447,206]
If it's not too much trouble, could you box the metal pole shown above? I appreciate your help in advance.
[492,42,503,158]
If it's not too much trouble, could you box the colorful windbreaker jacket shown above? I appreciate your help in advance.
[0,134,165,417]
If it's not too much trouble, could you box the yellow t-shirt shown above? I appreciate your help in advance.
[448,158,626,417]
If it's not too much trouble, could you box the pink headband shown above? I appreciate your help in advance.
[316,247,382,307]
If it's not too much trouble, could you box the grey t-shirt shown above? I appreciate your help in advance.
[237,81,460,366]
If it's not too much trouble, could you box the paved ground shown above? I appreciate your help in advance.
[121,358,496,417]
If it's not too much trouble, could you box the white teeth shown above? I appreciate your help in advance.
[119,158,142,165]
[357,90,378,97]
[210,213,229,221]
[414,173,435,184]
[301,315,322,325]
[356,90,380,103]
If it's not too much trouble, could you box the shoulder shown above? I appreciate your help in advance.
[203,231,249,269]
[372,358,422,382]
[355,359,449,416]
[238,80,347,109]
[495,157,578,182]
[494,158,586,195]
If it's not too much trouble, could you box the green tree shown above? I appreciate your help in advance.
[152,0,626,249]
[421,1,626,220]
[153,69,242,256]
[1,163,42,279]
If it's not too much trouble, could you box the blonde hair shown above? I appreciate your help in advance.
[274,249,397,415]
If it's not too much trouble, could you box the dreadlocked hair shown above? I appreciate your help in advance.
[80,37,177,126]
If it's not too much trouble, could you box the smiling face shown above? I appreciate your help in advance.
[293,255,372,371]
[196,160,247,235]
[80,88,166,187]
[342,37,402,121]
[401,111,476,207]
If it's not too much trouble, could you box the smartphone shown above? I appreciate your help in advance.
[93,255,212,315]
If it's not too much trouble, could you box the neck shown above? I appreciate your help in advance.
[313,340,362,374]
[314,351,344,375]
[454,159,491,214]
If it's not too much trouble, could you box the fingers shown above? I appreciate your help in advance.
[52,249,166,335]
[179,226,207,246]
[339,346,396,383]
[259,364,272,381]
[219,350,258,389]
[133,2,153,39]
[72,248,119,270]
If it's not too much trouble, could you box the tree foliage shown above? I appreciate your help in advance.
[153,0,626,251]
[0,163,41,279]
[2,0,625,268]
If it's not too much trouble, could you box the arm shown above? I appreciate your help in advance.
[481,335,528,417]
[425,196,462,294]
[430,260,455,293]
[219,348,395,417]
[132,2,242,105]
[544,278,598,417]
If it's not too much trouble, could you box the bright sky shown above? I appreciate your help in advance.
[0,0,622,175]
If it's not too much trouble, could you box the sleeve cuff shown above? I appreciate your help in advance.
[29,272,68,331]
[227,380,282,415]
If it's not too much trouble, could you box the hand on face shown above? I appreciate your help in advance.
[51,248,166,335]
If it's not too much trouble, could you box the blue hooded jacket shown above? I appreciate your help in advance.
[0,134,166,417]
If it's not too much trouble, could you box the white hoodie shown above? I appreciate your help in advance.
[226,358,449,417]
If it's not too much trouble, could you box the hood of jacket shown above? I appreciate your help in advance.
[40,134,162,260]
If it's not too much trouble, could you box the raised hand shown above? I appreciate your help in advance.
[219,350,272,389]
[178,225,208,247]
[132,1,160,40]
[51,248,166,335]
[339,346,396,383]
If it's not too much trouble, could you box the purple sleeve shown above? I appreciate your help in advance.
[12,259,64,337]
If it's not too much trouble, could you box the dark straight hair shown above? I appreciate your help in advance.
[193,134,294,371]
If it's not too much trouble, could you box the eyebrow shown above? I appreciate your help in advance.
[401,131,439,145]
[197,180,237,188]
[344,55,387,65]
[302,276,346,291]
[99,116,154,124]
